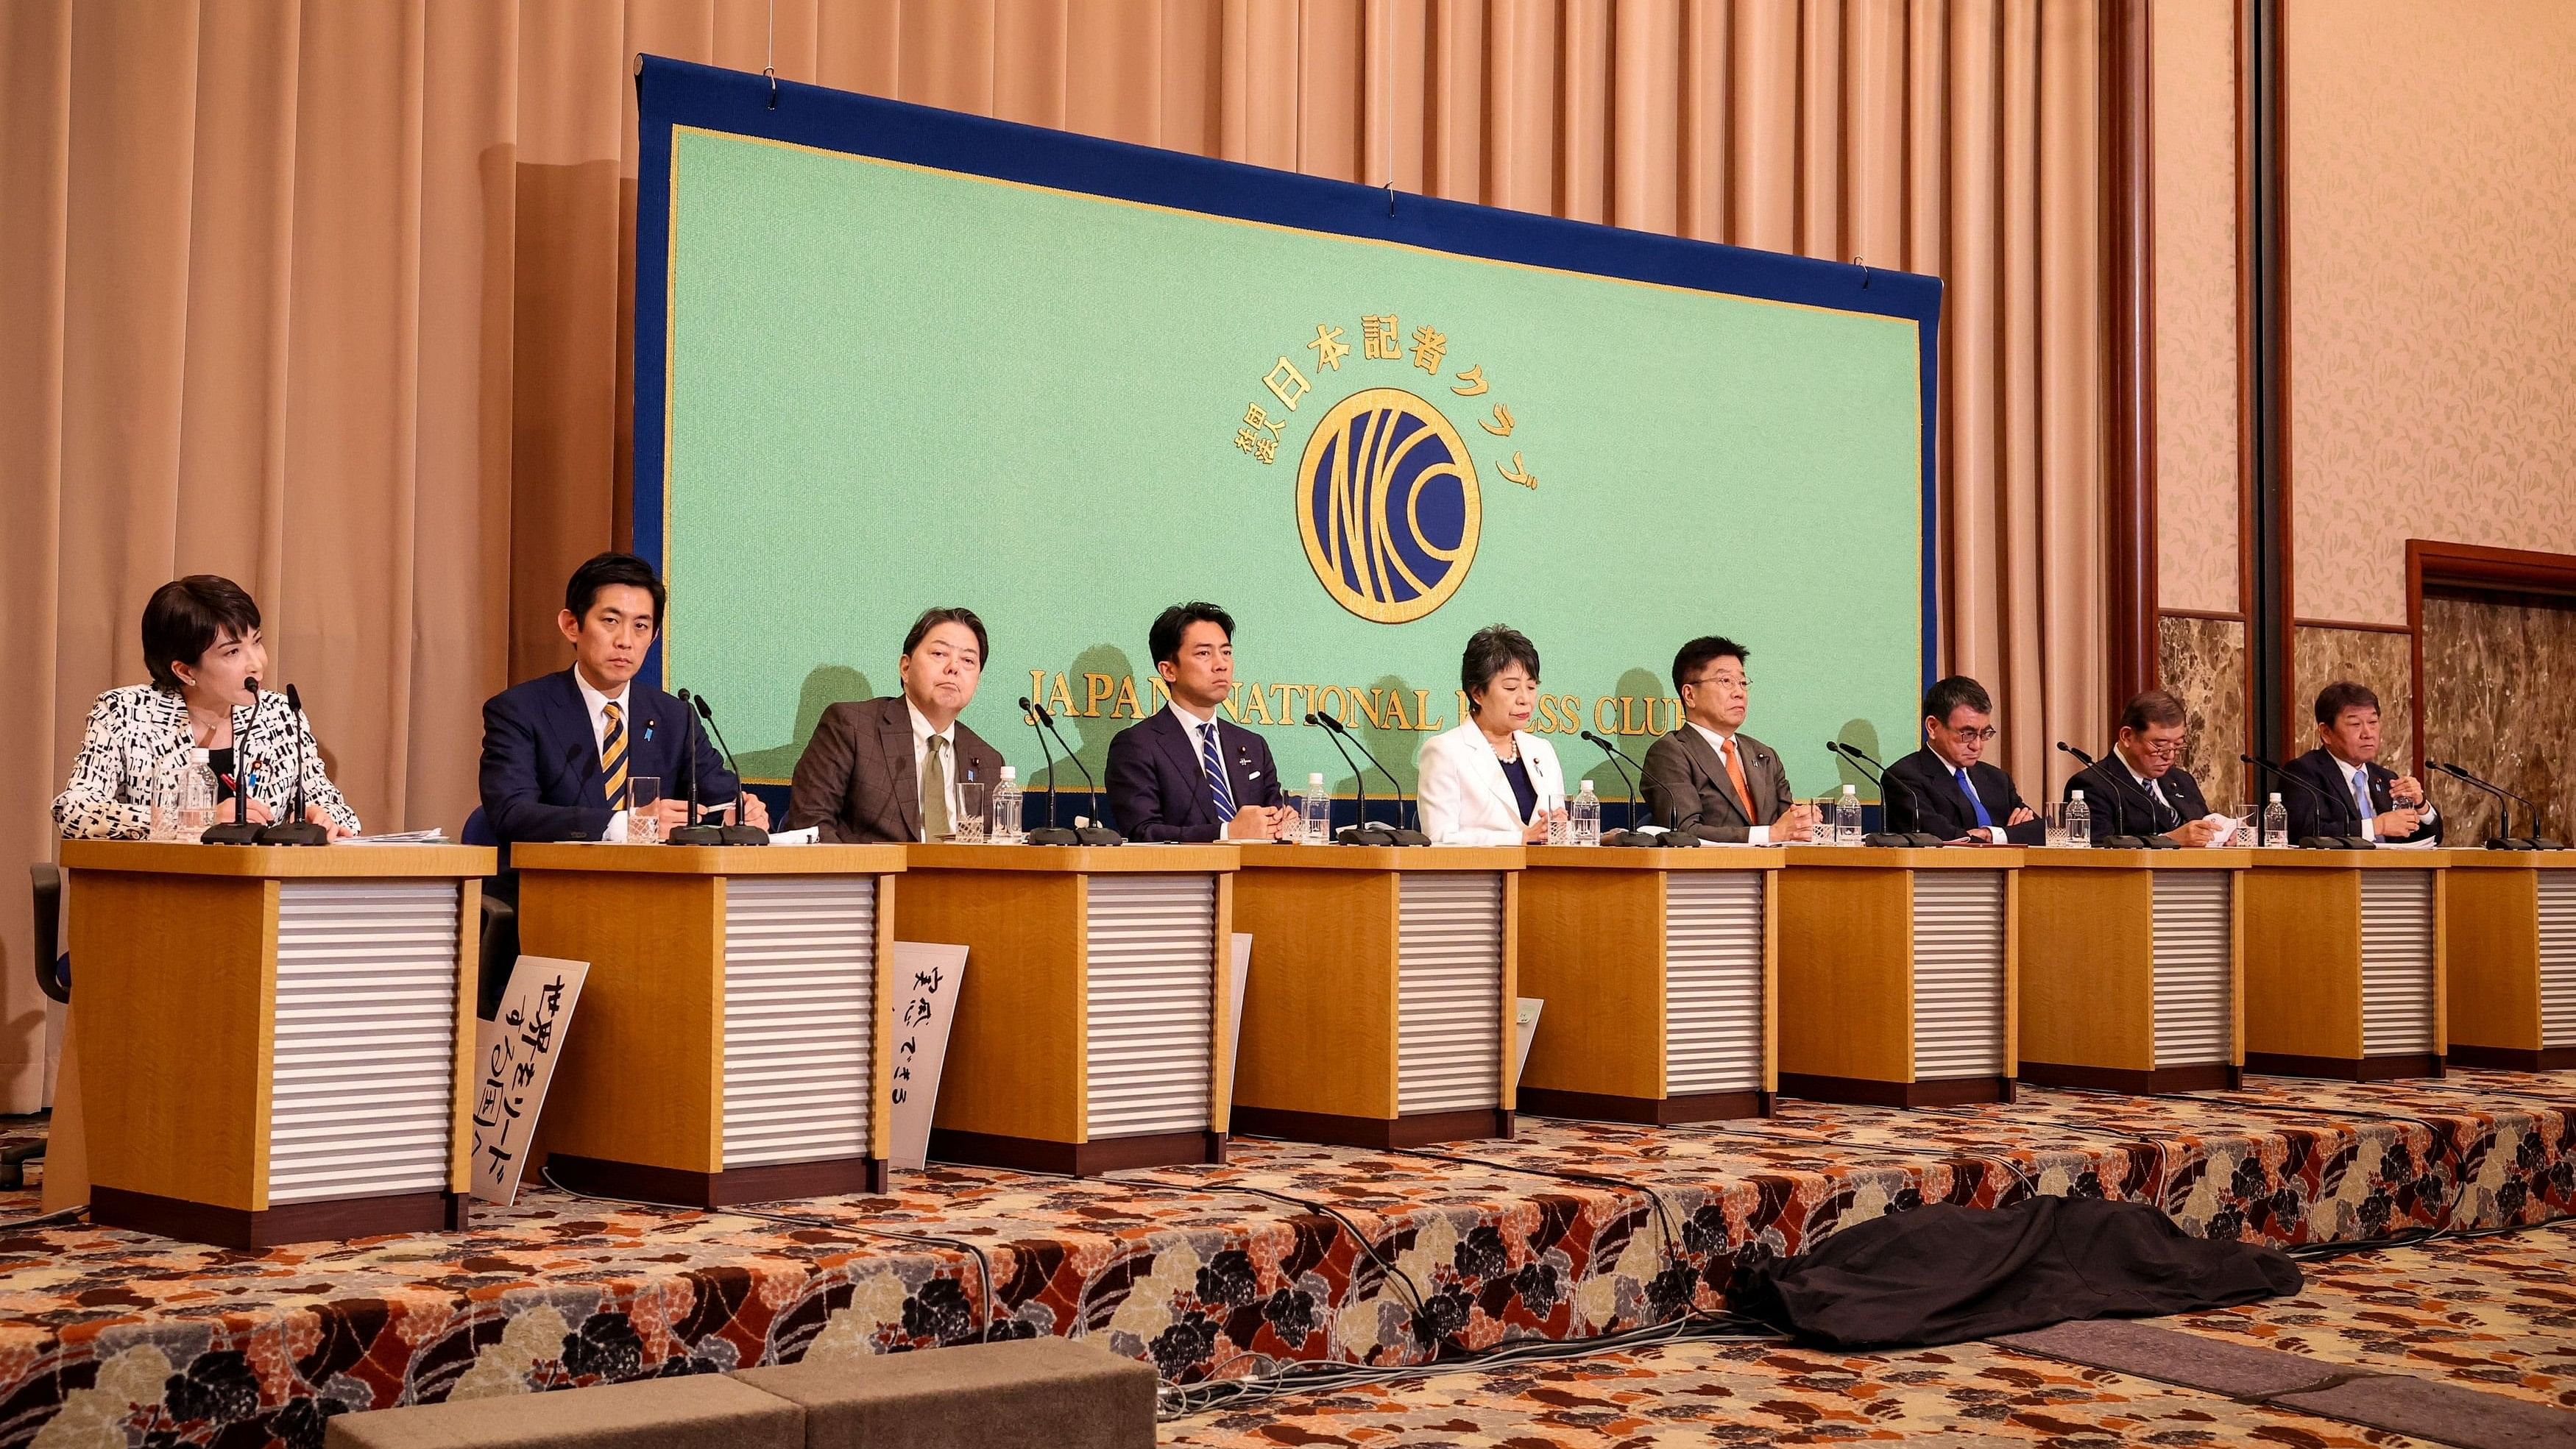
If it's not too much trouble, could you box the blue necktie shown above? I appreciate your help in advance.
[2351,767,2377,826]
[1199,721,1236,820]
[1955,765,1995,829]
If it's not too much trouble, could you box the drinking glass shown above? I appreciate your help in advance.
[2232,803,2261,848]
[2042,801,2076,849]
[955,781,991,843]
[1813,797,1842,846]
[627,776,662,845]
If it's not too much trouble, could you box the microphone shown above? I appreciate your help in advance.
[1032,701,1121,845]
[1016,697,1080,846]
[1310,712,1426,846]
[689,694,770,846]
[2427,761,2556,849]
[2238,754,2368,849]
[1578,730,1658,847]
[667,690,723,845]
[1825,740,1944,847]
[202,677,269,845]
[1308,713,1396,845]
[255,684,330,845]
[2054,742,2148,849]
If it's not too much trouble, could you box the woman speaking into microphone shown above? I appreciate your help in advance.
[1415,624,1565,846]
[53,575,360,840]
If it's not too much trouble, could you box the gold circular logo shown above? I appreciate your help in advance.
[1294,387,1482,625]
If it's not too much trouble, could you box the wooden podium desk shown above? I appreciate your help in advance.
[514,843,907,1205]
[2438,853,2575,1071]
[56,840,493,1247]
[899,843,1236,1175]
[1231,844,1522,1147]
[2017,849,2248,1092]
[1776,847,2022,1106]
[2241,850,2452,1080]
[1516,847,1778,1124]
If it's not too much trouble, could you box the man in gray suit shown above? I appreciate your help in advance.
[1641,635,1814,843]
[787,606,1007,843]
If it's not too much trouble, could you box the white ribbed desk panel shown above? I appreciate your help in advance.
[2538,871,2575,1049]
[1085,874,1217,1139]
[2152,871,2234,1068]
[1911,871,2007,1078]
[268,881,461,1204]
[1397,872,1505,1113]
[1663,872,1766,1094]
[2358,870,2438,1056]
[723,876,874,1167]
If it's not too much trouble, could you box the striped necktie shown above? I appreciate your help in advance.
[601,701,629,809]
[1199,720,1236,819]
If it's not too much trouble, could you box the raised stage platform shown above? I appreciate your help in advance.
[2,1072,2569,1449]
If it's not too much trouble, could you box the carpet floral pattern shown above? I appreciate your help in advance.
[0,1073,2564,1449]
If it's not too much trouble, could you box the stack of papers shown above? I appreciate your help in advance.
[336,829,451,846]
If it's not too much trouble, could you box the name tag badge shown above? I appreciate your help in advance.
[1249,770,1264,781]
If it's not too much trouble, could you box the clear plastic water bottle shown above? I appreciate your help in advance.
[1571,781,1602,846]
[2262,793,2289,849]
[1836,784,1862,846]
[991,765,1024,844]
[156,747,219,841]
[2065,790,2090,848]
[1301,773,1331,844]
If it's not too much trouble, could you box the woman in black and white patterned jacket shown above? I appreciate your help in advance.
[52,576,361,841]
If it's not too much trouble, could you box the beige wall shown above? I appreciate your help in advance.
[2286,0,2576,626]
[2151,0,2240,617]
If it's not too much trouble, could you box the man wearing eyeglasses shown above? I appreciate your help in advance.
[1883,676,2044,844]
[2063,689,2229,846]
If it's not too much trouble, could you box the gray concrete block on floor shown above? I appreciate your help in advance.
[324,1375,804,1449]
[1994,1319,2342,1398]
[734,1338,1156,1449]
[2271,1375,2576,1449]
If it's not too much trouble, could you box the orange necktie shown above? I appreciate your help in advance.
[1721,736,1755,821]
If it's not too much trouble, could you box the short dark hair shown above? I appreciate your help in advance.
[1922,676,1995,724]
[903,606,988,662]
[565,552,667,623]
[1460,625,1541,706]
[1150,602,1234,666]
[1671,636,1749,697]
[142,576,262,693]
[2118,689,2188,734]
[2314,680,2381,724]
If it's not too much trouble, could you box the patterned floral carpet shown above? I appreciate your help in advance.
[0,1072,2567,1449]
[1158,1224,2576,1446]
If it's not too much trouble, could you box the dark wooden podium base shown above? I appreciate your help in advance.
[92,1185,466,1248]
[2017,1060,2242,1094]
[2243,1052,2444,1082]
[926,1128,1224,1176]
[2446,1044,2576,1071]
[1515,1087,1770,1124]
[545,1152,886,1208]
[1776,1072,2016,1108]
[1229,1105,1512,1148]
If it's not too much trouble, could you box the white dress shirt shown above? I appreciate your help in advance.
[576,670,634,843]
[908,698,964,841]
[1687,721,1785,845]
[1167,700,1233,814]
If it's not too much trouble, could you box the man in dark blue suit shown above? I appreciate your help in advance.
[1105,602,1297,843]
[2282,680,2441,845]
[1882,675,2045,845]
[475,553,768,1011]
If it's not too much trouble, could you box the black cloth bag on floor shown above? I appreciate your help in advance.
[1735,1196,2303,1347]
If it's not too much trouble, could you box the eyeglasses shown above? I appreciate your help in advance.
[1944,726,2000,743]
[1688,674,1749,690]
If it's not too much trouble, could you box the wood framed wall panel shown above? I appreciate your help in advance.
[1777,866,1915,1085]
[2017,866,2157,1072]
[1515,868,1668,1102]
[1230,866,1400,1122]
[897,868,1089,1145]
[2240,864,2362,1061]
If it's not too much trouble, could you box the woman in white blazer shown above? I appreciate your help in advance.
[1416,625,1566,846]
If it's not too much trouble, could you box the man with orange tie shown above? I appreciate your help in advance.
[1641,635,1814,843]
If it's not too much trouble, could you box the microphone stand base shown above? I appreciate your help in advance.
[2101,835,2148,849]
[1337,825,1398,846]
[1072,826,1125,846]
[2533,838,2569,851]
[716,826,769,846]
[666,824,726,846]
[2141,835,2182,849]
[1386,828,1430,847]
[1599,831,1658,848]
[1025,827,1081,846]
[199,821,265,846]
[1652,832,1702,849]
[254,821,330,846]
[1861,832,1916,849]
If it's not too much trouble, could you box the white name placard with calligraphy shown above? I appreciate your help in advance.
[470,955,588,1205]
[886,940,968,1171]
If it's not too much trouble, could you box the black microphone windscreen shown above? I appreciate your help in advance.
[285,682,302,712]
[693,694,715,719]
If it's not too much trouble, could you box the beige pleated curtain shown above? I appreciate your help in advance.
[0,0,2105,1111]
